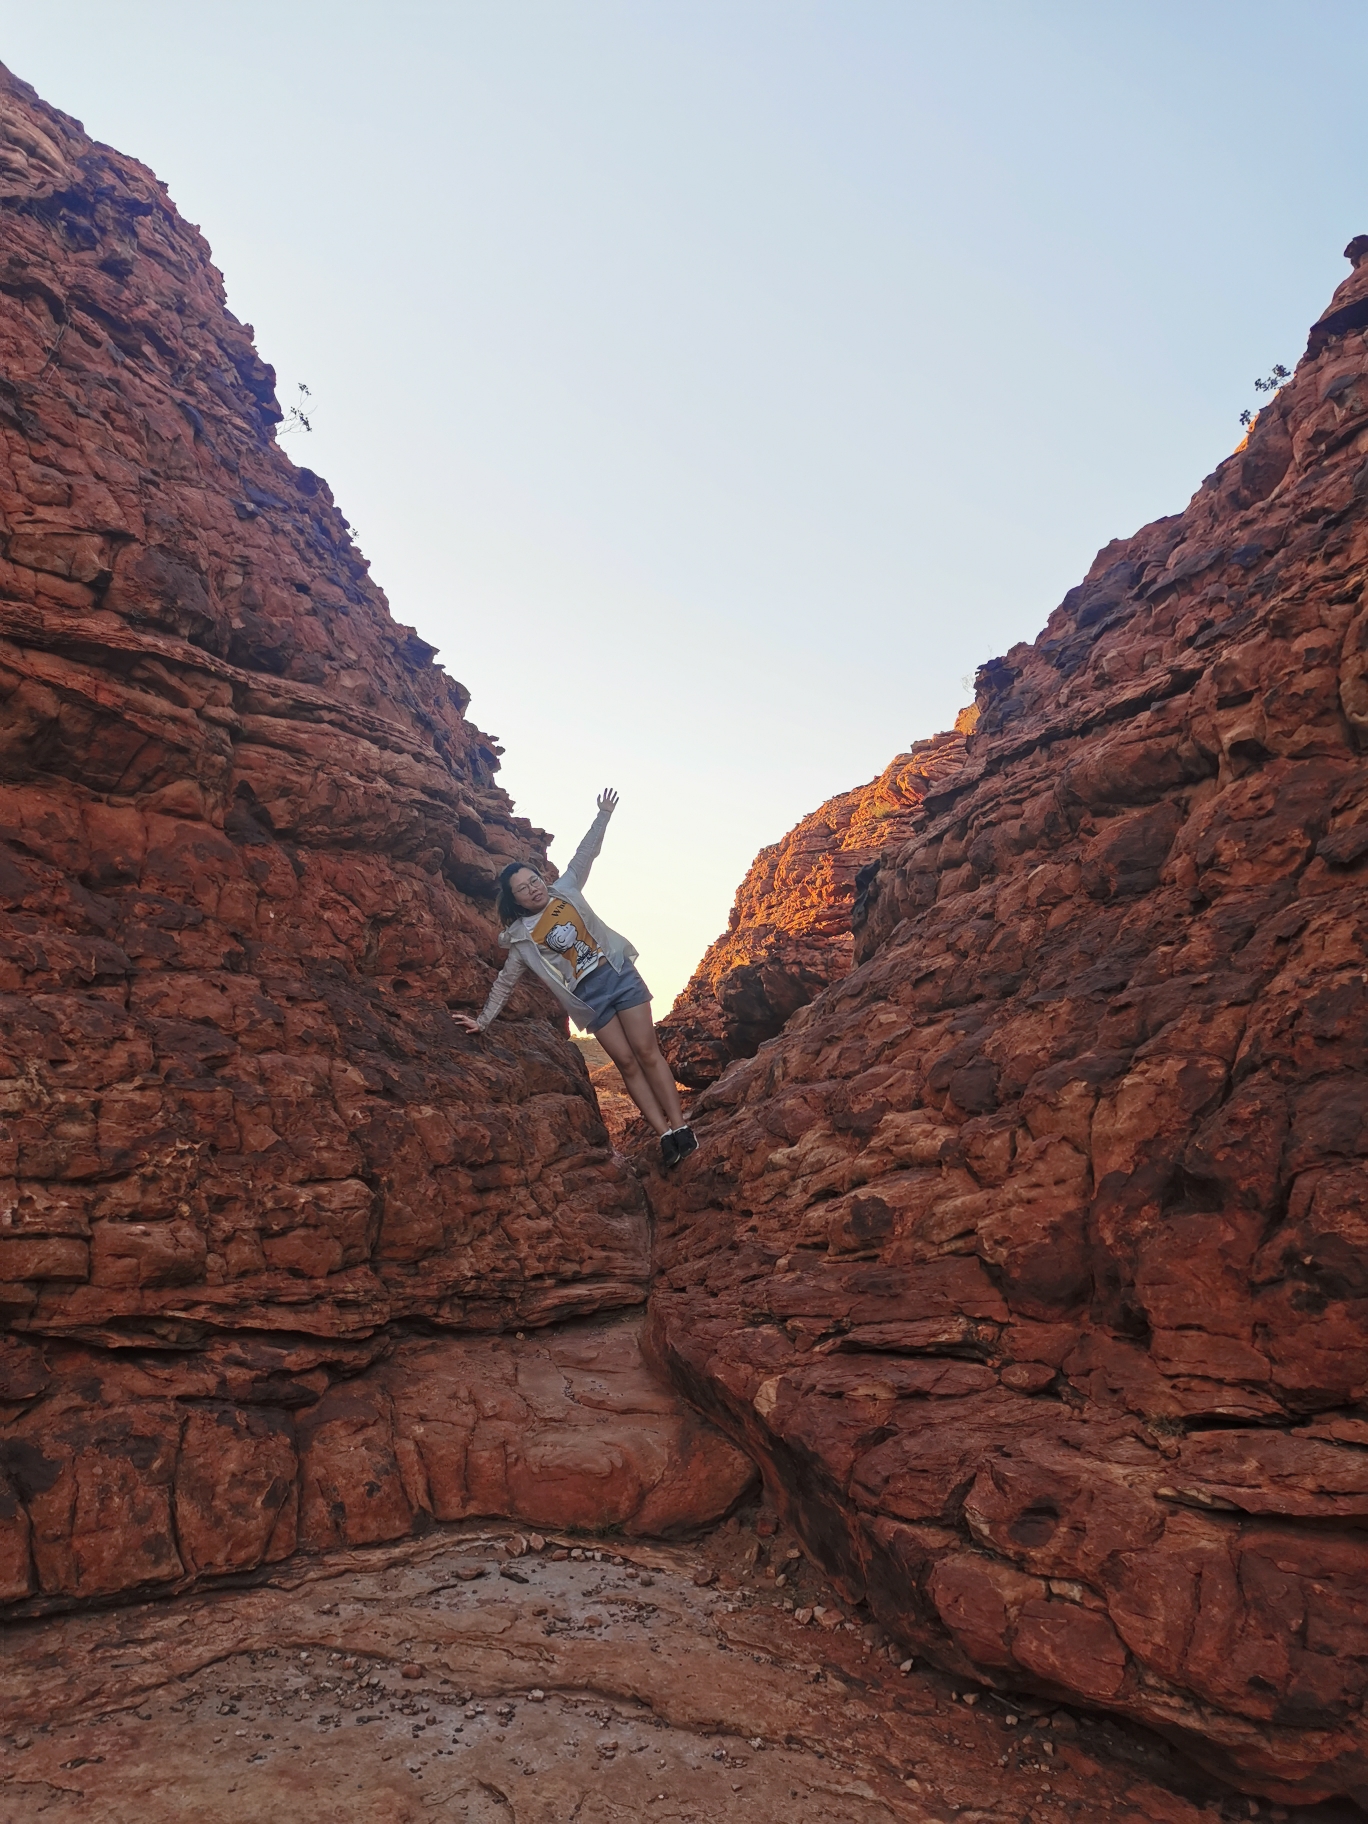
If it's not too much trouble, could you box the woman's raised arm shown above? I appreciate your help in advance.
[560,787,618,890]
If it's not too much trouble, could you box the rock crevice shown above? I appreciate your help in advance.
[7,52,1368,1812]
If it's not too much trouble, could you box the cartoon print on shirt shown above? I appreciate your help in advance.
[530,898,605,985]
[545,919,598,975]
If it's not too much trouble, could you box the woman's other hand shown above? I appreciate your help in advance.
[452,1013,482,1034]
[598,786,619,814]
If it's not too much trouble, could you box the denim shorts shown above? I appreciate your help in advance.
[576,960,652,1032]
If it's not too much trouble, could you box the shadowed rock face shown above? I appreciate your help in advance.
[0,66,752,1606]
[658,731,970,1088]
[647,246,1368,1805]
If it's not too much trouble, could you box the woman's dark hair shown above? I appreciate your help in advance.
[496,861,540,926]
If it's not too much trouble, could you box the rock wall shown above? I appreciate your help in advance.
[0,64,748,1609]
[658,727,970,1088]
[647,244,1368,1805]
[0,1313,753,1606]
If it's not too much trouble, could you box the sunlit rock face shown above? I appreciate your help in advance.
[0,64,753,1607]
[658,730,970,1089]
[647,244,1368,1805]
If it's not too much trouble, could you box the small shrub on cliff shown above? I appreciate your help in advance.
[278,381,314,436]
[1239,363,1291,427]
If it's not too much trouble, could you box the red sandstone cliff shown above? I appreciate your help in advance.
[9,51,1368,1810]
[658,727,971,1088]
[646,247,1368,1804]
[0,65,750,1610]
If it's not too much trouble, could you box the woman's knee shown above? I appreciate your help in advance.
[622,1017,661,1065]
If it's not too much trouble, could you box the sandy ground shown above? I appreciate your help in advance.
[3,1511,1343,1824]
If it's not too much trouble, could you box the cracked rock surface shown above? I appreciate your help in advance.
[647,245,1368,1804]
[5,47,1368,1821]
[0,1312,753,1614]
[658,732,971,1090]
[0,63,676,1607]
[2,1518,1295,1824]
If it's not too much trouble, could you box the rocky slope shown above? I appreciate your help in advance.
[0,64,748,1609]
[658,727,972,1089]
[3,1512,1259,1824]
[646,245,1368,1805]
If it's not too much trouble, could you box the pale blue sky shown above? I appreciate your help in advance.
[4,3,1365,1007]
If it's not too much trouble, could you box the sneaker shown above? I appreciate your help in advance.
[658,1129,681,1170]
[666,1125,698,1169]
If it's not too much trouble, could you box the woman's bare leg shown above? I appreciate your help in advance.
[617,1002,685,1131]
[593,1014,671,1134]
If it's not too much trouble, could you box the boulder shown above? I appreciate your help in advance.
[0,1314,754,1609]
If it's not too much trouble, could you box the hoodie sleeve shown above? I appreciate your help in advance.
[560,802,613,891]
[475,949,527,1029]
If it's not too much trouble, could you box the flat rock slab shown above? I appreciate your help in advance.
[1,1522,1260,1824]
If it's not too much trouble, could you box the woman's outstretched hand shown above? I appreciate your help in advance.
[598,786,619,815]
[452,1013,482,1034]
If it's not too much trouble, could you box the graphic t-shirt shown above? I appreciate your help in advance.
[530,897,606,987]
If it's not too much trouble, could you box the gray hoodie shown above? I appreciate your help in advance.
[474,803,639,1030]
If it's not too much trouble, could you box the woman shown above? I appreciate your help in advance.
[453,788,698,1170]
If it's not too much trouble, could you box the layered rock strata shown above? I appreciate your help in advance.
[0,65,746,1606]
[647,244,1368,1804]
[658,729,970,1088]
[0,1314,753,1607]
[0,1520,1239,1824]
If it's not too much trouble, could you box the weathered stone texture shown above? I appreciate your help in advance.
[0,1525,1232,1824]
[647,245,1368,1804]
[658,729,970,1088]
[0,65,730,1604]
[0,1314,753,1609]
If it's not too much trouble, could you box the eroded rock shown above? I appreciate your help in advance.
[0,64,646,1353]
[0,63,677,1598]
[0,1522,1234,1824]
[647,242,1368,1804]
[0,1309,752,1611]
[658,731,970,1087]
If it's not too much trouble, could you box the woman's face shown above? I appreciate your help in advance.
[510,867,550,912]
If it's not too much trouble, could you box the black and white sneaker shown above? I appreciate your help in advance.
[659,1129,681,1170]
[665,1125,698,1170]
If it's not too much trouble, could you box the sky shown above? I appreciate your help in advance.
[3,2,1367,1010]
